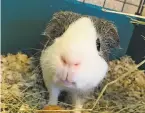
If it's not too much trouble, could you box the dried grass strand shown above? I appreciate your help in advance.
[91,59,145,110]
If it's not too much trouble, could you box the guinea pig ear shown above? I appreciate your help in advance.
[96,19,120,49]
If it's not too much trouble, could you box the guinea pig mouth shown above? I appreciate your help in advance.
[60,80,76,86]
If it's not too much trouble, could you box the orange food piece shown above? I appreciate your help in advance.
[37,105,70,113]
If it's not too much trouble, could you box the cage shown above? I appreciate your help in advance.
[1,0,145,113]
[78,0,145,15]
[2,0,145,67]
[77,0,145,69]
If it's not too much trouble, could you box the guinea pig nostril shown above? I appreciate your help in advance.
[73,63,80,69]
[74,63,79,66]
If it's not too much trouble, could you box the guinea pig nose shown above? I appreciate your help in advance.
[61,55,80,67]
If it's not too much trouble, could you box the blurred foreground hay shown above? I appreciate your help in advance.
[1,53,145,113]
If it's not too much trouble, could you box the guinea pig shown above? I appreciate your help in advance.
[40,11,120,113]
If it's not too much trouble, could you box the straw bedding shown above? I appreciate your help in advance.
[1,52,145,113]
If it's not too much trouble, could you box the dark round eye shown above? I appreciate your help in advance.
[96,38,100,51]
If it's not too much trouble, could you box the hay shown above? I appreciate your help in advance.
[1,53,48,113]
[1,53,145,113]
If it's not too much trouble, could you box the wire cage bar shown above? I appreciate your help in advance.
[80,0,145,16]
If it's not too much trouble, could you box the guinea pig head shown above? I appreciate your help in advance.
[41,17,109,91]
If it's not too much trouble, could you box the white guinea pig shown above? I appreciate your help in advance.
[40,11,119,113]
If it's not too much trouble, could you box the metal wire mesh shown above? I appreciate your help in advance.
[81,0,145,16]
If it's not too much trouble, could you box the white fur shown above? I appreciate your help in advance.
[40,17,108,113]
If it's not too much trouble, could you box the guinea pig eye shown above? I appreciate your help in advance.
[96,38,100,51]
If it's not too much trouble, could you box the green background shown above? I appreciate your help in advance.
[1,0,134,60]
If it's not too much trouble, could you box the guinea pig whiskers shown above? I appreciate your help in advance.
[23,47,41,51]
[30,58,41,63]
[42,35,54,50]
[30,65,42,76]
[23,48,42,58]
[66,72,69,82]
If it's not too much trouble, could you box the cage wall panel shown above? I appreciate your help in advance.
[2,0,134,60]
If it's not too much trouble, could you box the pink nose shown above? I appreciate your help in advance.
[61,55,80,68]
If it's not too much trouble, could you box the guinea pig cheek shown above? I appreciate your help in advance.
[52,57,63,83]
